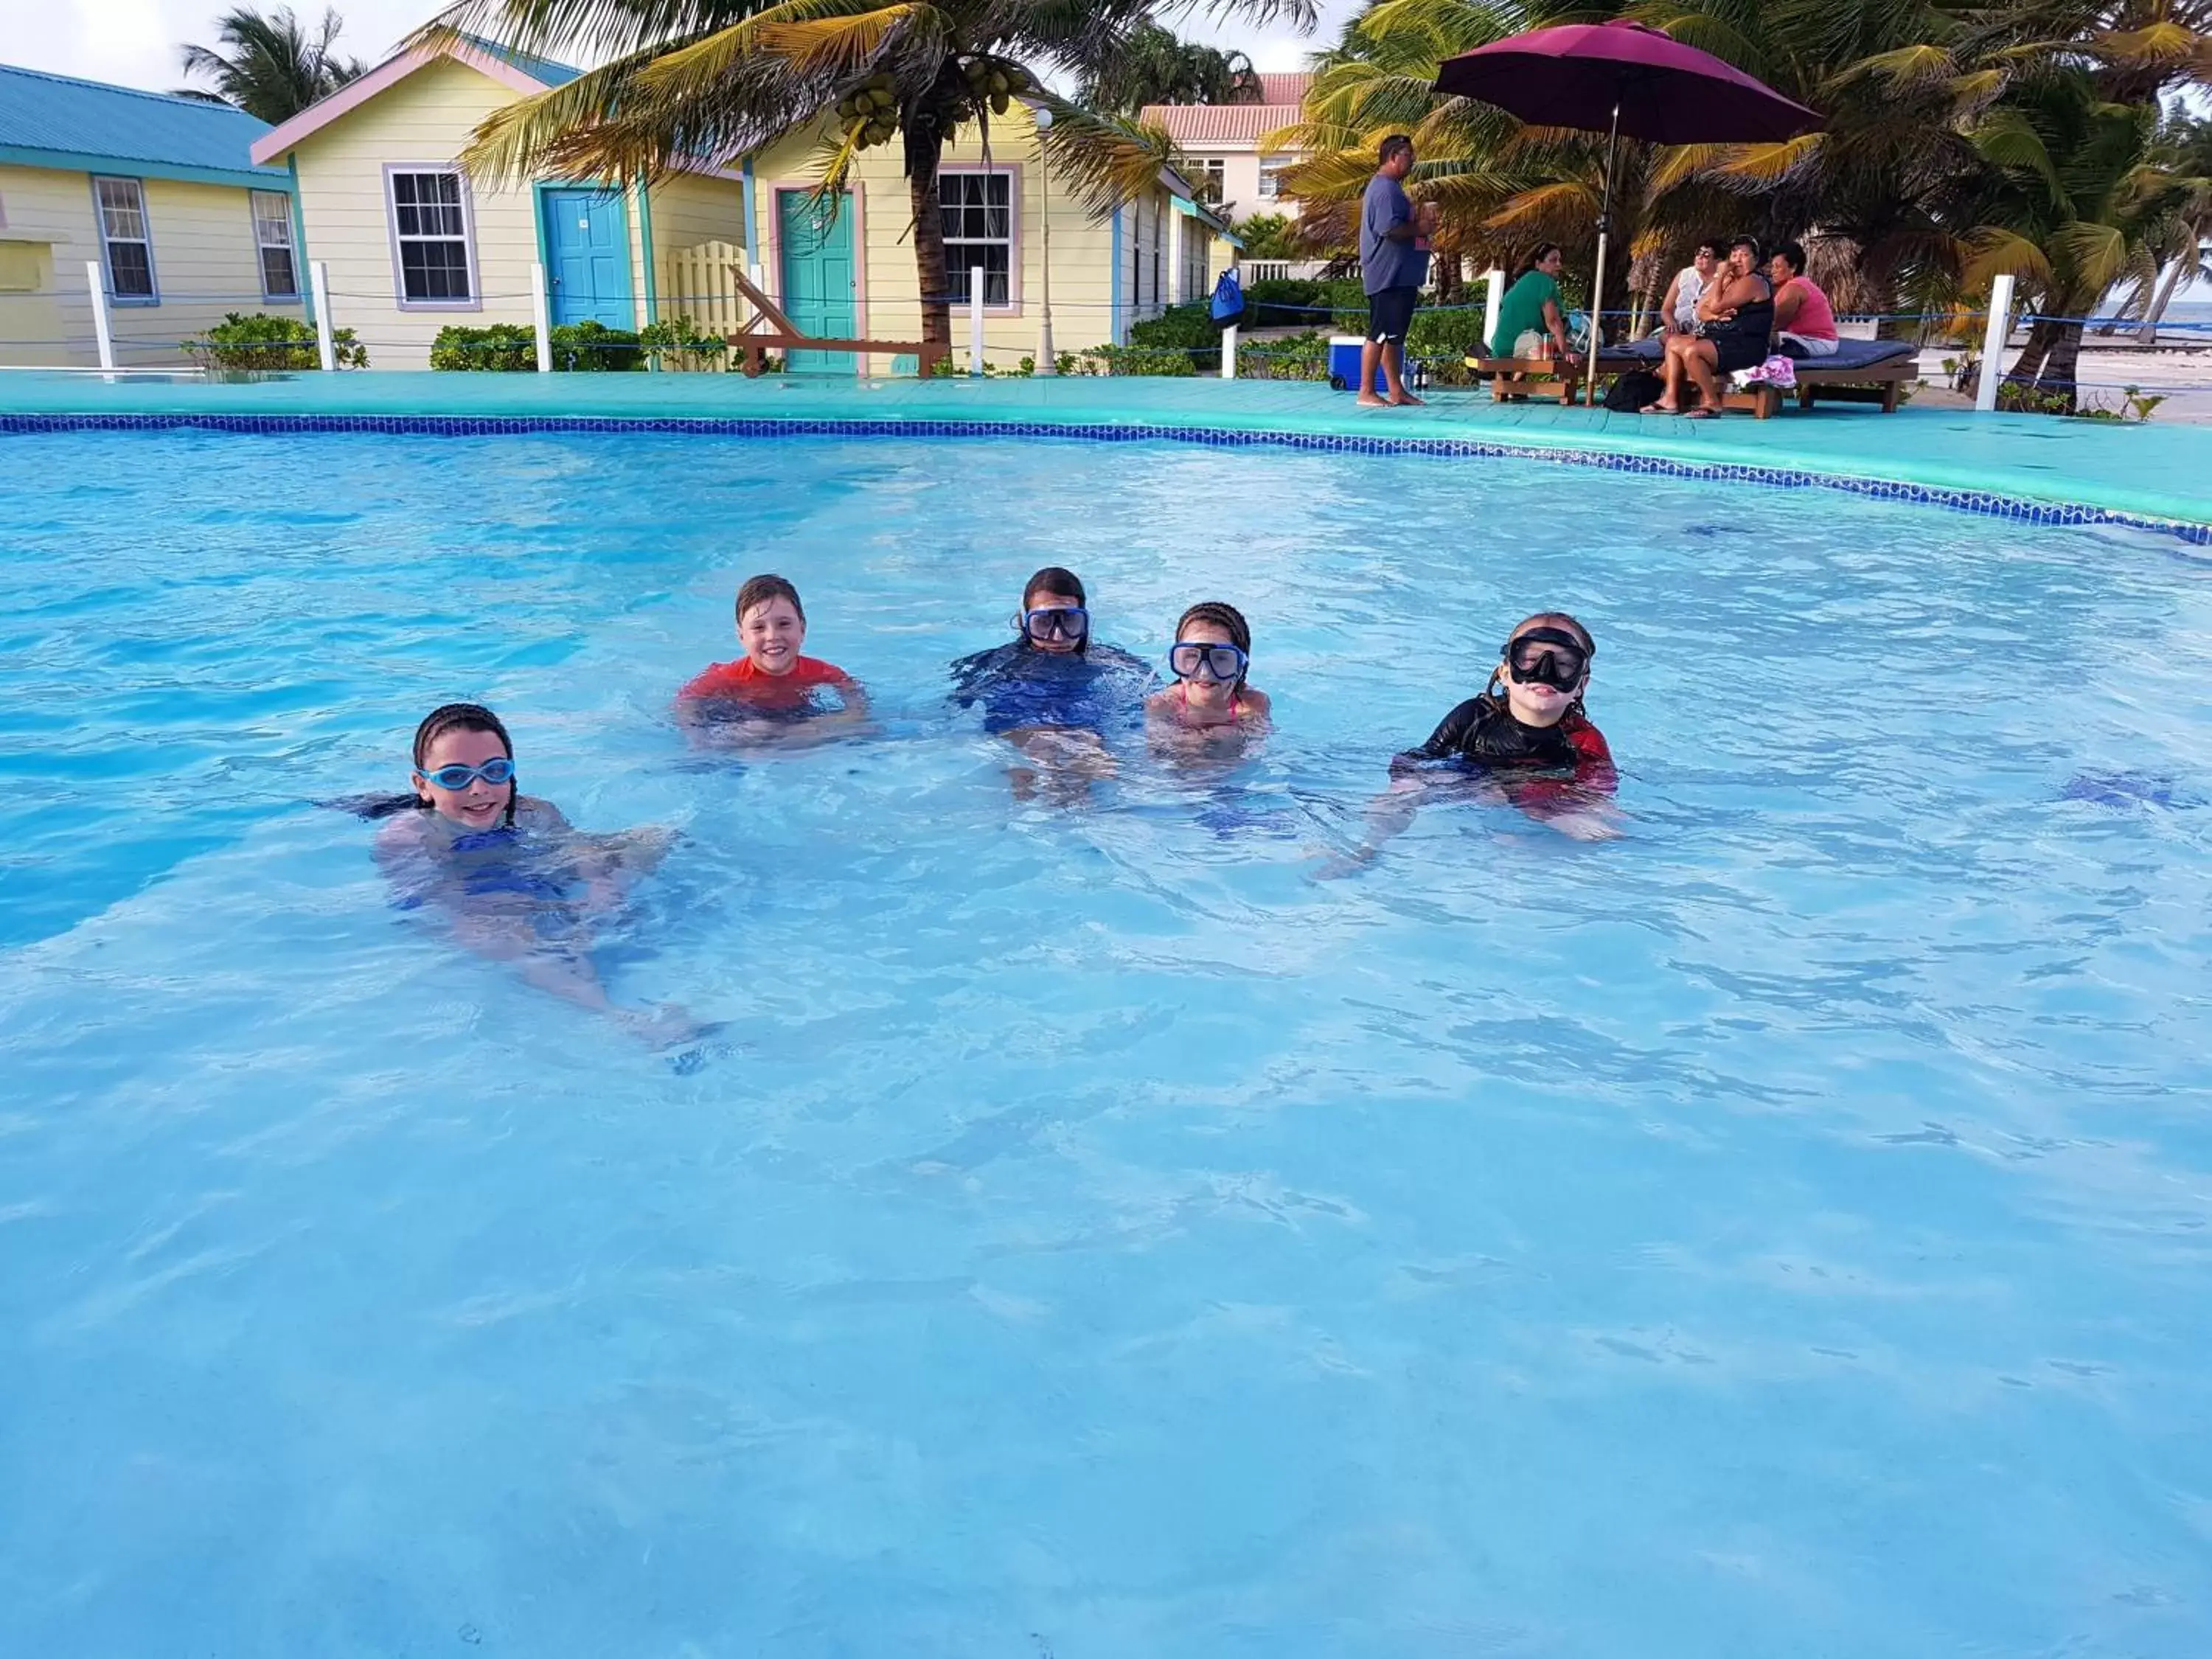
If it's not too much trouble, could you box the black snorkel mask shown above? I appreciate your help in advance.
[1503,627,1590,692]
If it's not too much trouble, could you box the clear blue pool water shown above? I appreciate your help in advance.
[2,428,2210,1657]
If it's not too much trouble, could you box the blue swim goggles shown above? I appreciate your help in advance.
[1018,605,1089,644]
[417,757,516,790]
[1169,640,1248,682]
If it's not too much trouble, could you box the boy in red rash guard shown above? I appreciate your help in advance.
[1318,611,1619,873]
[676,573,869,743]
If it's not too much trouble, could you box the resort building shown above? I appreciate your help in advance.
[1141,72,1312,230]
[255,34,1234,372]
[740,103,1234,369]
[0,63,302,369]
[251,35,746,369]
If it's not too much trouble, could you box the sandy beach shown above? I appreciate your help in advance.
[1911,338,2212,423]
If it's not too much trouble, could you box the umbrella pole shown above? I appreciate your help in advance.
[1585,97,1621,406]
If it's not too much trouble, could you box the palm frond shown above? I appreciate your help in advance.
[1032,94,1175,218]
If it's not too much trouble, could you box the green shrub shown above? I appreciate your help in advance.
[549,318,644,372]
[1126,302,1218,371]
[1242,277,1329,327]
[639,313,728,372]
[429,324,538,371]
[1077,344,1198,376]
[181,310,366,371]
[1239,329,1330,380]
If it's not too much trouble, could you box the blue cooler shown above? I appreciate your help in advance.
[1329,334,1423,394]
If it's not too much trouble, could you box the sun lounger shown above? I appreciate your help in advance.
[721,267,951,378]
[1615,334,1919,417]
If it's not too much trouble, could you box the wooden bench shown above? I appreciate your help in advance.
[1720,354,1919,419]
[719,267,951,378]
[1467,353,1651,406]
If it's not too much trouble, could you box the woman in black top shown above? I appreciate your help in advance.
[1646,234,1773,418]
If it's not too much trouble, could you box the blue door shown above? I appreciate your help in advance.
[541,187,633,329]
[778,190,857,375]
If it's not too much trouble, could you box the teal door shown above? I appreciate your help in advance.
[541,187,632,329]
[778,190,857,375]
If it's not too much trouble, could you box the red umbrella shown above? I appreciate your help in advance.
[1433,19,1823,396]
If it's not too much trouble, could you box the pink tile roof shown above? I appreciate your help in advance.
[1139,101,1305,147]
[1256,72,1312,105]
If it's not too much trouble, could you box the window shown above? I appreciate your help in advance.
[1258,160,1288,201]
[94,177,156,302]
[939,170,1013,306]
[386,168,474,305]
[1194,159,1225,205]
[252,190,298,299]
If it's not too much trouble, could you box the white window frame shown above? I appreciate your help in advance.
[251,189,299,302]
[1257,159,1288,201]
[1195,159,1225,204]
[936,164,1022,314]
[383,164,480,311]
[91,176,158,306]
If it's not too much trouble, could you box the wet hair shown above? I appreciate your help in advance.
[1728,233,1761,260]
[1378,133,1414,166]
[351,701,518,823]
[1023,566,1085,610]
[1489,611,1596,709]
[1773,239,1807,275]
[736,572,804,627]
[1519,243,1563,278]
[1175,600,1252,690]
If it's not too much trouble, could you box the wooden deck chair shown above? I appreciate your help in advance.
[723,265,952,379]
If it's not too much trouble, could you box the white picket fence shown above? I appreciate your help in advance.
[659,241,758,358]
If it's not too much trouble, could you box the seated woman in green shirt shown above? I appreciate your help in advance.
[1489,244,1572,360]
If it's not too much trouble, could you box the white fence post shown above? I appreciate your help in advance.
[529,262,554,372]
[969,265,987,376]
[1220,323,1237,380]
[85,261,114,371]
[310,260,336,371]
[1975,271,2016,414]
[1481,266,1505,359]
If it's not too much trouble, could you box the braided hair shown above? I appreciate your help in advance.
[351,702,518,824]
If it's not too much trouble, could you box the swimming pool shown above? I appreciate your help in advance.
[3,425,2208,1656]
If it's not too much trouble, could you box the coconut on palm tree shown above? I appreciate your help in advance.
[177,5,366,125]
[420,0,1312,350]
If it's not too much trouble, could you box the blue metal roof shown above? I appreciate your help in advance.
[0,62,290,188]
[463,36,582,90]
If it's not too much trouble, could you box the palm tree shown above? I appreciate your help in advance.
[176,5,366,125]
[1079,24,1262,116]
[420,0,1312,350]
[1963,69,2180,408]
[2134,102,2212,341]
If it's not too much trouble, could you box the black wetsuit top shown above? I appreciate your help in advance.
[1401,694,1589,769]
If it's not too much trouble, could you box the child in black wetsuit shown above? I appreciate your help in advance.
[1321,611,1618,872]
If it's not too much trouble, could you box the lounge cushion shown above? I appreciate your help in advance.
[1614,334,1916,372]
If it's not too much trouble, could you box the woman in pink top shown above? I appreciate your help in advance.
[1770,240,1840,357]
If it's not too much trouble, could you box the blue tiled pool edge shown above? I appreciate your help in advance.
[11,408,2208,546]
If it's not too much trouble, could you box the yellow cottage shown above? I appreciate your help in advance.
[0,63,305,369]
[254,33,1232,373]
[252,36,745,369]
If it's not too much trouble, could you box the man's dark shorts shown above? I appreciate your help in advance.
[1368,285,1420,344]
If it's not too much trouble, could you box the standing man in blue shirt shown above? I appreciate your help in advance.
[1359,133,1440,408]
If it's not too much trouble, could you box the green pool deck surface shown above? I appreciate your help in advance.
[6,370,2211,531]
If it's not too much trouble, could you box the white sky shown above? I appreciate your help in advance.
[1,0,1357,94]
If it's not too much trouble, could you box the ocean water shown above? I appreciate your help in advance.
[1,428,2209,1658]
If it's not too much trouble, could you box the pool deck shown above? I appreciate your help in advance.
[5,370,2211,534]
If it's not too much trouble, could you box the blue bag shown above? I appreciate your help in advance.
[1210,269,1245,329]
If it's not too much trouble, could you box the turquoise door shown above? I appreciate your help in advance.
[541,187,632,329]
[778,190,857,375]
